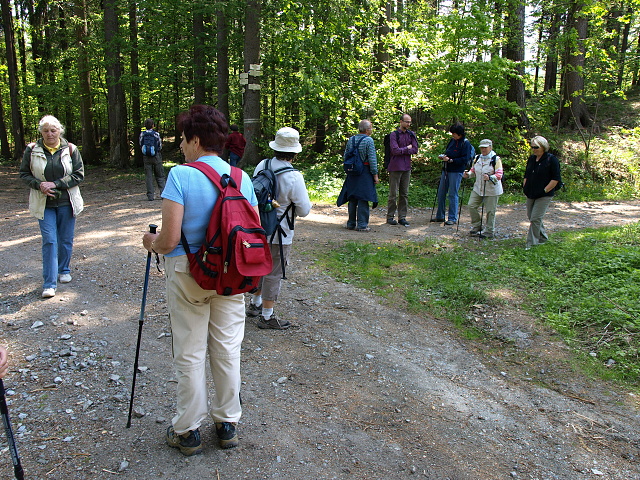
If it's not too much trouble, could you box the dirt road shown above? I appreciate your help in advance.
[0,166,638,479]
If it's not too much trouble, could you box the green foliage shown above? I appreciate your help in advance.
[317,222,640,386]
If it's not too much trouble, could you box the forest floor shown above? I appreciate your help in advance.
[0,165,639,480]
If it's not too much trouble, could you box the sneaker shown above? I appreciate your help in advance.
[386,218,398,225]
[42,288,56,298]
[430,218,445,223]
[478,232,494,239]
[256,313,291,330]
[246,303,262,317]
[166,426,202,456]
[356,227,371,232]
[215,422,239,449]
[59,273,72,283]
[469,230,481,236]
[444,220,456,225]
[398,219,410,227]
[345,223,356,230]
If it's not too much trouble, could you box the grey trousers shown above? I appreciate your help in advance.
[526,196,553,247]
[143,154,166,199]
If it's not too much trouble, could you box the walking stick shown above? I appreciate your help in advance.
[127,224,158,428]
[456,175,468,233]
[0,379,24,480]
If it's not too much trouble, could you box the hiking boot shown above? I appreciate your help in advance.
[246,303,262,317]
[356,227,371,232]
[166,426,202,456]
[256,313,290,330]
[398,219,410,227]
[469,229,481,236]
[444,220,456,225]
[386,218,398,225]
[215,422,239,449]
[59,273,72,283]
[430,218,445,223]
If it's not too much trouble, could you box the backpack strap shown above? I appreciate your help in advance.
[179,162,243,254]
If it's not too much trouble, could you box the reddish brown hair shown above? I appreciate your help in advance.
[177,105,228,152]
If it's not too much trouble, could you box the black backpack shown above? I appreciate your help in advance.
[343,136,366,175]
[252,158,296,237]
[141,130,158,157]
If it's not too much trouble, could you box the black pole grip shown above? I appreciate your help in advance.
[149,224,158,234]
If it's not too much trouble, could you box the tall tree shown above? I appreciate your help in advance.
[75,0,97,163]
[104,0,130,167]
[129,0,142,167]
[1,0,25,158]
[216,2,230,121]
[193,6,207,104]
[557,0,591,128]
[503,0,530,129]
[242,0,261,165]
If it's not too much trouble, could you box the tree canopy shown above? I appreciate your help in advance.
[1,0,639,165]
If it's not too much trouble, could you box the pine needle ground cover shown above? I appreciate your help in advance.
[317,222,640,387]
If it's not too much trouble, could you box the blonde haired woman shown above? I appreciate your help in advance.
[19,115,84,298]
[522,136,561,249]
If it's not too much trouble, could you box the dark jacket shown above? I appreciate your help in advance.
[388,129,418,172]
[523,152,561,199]
[444,137,472,173]
[337,134,378,207]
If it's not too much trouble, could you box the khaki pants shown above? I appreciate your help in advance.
[468,191,499,234]
[164,255,245,434]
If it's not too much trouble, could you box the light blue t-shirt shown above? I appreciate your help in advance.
[161,156,258,257]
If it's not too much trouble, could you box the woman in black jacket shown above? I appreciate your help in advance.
[522,136,561,249]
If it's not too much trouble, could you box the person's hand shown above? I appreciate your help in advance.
[482,173,490,181]
[142,232,159,253]
[373,174,379,185]
[0,346,8,379]
[463,170,469,179]
[39,181,57,197]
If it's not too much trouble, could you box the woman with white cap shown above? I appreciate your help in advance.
[463,139,503,238]
[245,127,312,329]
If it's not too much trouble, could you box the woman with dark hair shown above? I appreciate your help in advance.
[433,124,473,225]
[523,135,561,249]
[142,105,258,455]
[19,115,84,298]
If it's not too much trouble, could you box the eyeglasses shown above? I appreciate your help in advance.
[531,145,540,149]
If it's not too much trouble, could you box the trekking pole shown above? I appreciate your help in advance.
[0,379,24,480]
[456,175,468,233]
[127,223,158,428]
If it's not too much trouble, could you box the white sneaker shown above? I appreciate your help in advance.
[59,274,72,283]
[42,288,56,298]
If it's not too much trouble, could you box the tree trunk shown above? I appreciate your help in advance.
[313,117,326,153]
[216,2,230,121]
[0,90,11,159]
[104,0,130,168]
[129,0,142,167]
[616,7,632,89]
[502,0,530,129]
[557,0,591,129]
[75,0,97,164]
[543,12,561,92]
[241,0,261,167]
[1,0,25,158]
[193,8,207,104]
[374,2,392,77]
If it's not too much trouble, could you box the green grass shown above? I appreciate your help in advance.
[317,222,640,387]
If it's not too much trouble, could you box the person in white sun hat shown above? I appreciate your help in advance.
[463,138,503,238]
[246,127,312,329]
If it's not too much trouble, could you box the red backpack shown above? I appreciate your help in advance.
[180,162,273,295]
